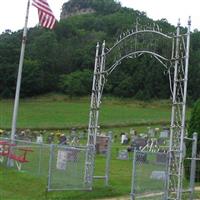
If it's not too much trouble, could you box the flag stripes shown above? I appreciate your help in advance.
[32,0,56,29]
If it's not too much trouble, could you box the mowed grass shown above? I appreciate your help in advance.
[0,95,195,199]
[0,142,135,200]
[0,142,199,200]
[0,94,191,129]
[0,142,163,200]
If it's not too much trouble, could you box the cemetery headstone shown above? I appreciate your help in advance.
[131,138,147,150]
[36,135,43,143]
[57,150,68,170]
[117,150,129,160]
[130,129,136,135]
[66,149,79,161]
[96,135,109,154]
[156,152,168,164]
[157,138,165,145]
[136,151,147,163]
[160,130,169,138]
[150,171,166,181]
[147,127,155,137]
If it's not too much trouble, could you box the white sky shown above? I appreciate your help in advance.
[0,0,199,34]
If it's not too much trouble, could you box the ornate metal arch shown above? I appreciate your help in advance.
[104,29,174,73]
[106,50,171,75]
[85,18,191,200]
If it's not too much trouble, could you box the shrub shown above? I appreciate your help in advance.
[185,99,200,182]
[58,69,92,96]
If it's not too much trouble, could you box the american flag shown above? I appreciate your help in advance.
[32,0,56,29]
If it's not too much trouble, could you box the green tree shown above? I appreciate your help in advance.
[185,99,200,181]
[20,59,45,97]
[0,63,17,97]
[0,0,199,100]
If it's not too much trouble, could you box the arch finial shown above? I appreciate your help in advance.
[177,18,181,27]
[188,16,191,26]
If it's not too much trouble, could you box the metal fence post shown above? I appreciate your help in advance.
[38,143,42,175]
[47,144,54,191]
[163,151,170,200]
[189,132,198,200]
[130,150,137,200]
[105,132,112,186]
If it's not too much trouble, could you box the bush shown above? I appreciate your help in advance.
[58,69,92,96]
[185,99,200,182]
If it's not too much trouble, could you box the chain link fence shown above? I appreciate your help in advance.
[0,137,92,191]
[0,137,50,175]
[130,152,200,200]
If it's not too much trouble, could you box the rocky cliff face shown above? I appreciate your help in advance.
[60,0,96,20]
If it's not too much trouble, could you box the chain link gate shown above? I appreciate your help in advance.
[130,151,168,200]
[47,145,92,191]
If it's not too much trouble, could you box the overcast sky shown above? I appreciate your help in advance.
[0,0,199,34]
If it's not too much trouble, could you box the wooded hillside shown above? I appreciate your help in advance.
[0,0,200,101]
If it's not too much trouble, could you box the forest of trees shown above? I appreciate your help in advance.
[0,0,200,101]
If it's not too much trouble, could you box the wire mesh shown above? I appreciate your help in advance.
[0,137,50,176]
[0,137,92,191]
[131,151,168,200]
[195,159,200,183]
[47,144,91,191]
[184,157,200,197]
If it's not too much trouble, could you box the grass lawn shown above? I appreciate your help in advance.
[0,140,199,200]
[0,95,195,199]
[0,94,191,130]
[0,142,133,200]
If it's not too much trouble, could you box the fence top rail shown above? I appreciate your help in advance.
[56,144,88,151]
[0,137,88,150]
[185,157,200,161]
[0,137,50,147]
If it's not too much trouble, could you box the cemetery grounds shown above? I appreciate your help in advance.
[0,96,199,200]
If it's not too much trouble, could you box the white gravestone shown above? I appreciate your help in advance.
[36,135,43,143]
[56,150,68,170]
[150,171,166,181]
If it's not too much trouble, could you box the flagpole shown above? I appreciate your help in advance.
[10,0,30,141]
